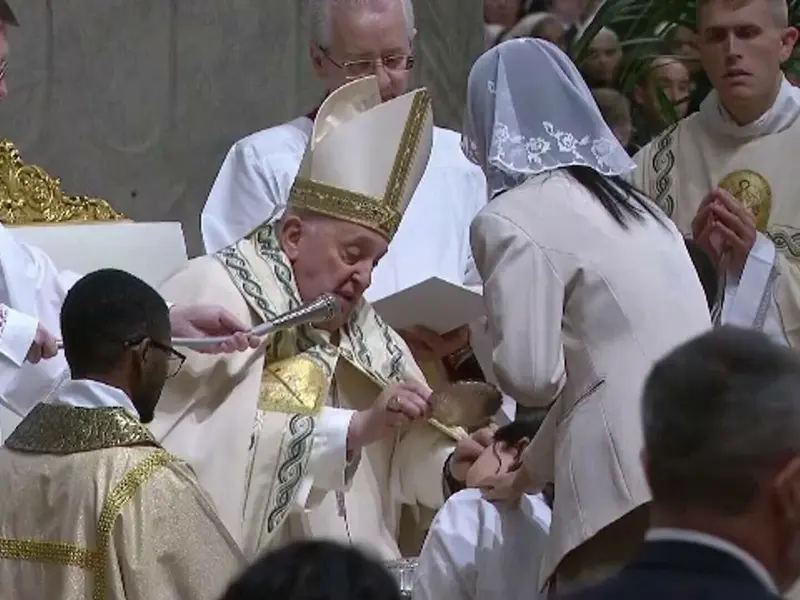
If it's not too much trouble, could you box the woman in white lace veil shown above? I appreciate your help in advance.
[466,39,712,595]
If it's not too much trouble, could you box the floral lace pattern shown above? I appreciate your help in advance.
[461,38,636,199]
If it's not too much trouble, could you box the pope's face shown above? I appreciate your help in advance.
[280,215,388,331]
[310,1,412,103]
[698,0,797,117]
[0,22,8,99]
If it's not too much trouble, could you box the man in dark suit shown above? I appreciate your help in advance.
[563,327,800,600]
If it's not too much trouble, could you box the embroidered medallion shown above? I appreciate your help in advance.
[718,169,772,232]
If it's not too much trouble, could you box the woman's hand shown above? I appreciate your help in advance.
[479,458,533,504]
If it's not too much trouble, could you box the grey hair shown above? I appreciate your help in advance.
[642,326,800,515]
[308,0,416,48]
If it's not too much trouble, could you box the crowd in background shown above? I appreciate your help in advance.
[484,0,797,155]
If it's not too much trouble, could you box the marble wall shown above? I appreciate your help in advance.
[0,0,483,255]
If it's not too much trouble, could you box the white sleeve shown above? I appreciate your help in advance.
[0,304,38,370]
[413,490,480,600]
[721,232,778,330]
[306,407,358,493]
[201,141,287,254]
[470,211,566,407]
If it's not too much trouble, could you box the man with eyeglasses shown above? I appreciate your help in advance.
[0,0,261,445]
[0,268,245,600]
[201,0,488,394]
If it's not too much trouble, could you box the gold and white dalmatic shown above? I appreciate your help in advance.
[149,77,461,561]
[0,379,244,600]
[632,79,800,346]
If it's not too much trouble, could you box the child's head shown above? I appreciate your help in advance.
[465,416,544,487]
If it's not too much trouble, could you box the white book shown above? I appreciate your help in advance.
[371,277,484,334]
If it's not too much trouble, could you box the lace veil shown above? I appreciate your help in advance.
[462,38,635,199]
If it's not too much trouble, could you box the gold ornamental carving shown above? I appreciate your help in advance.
[718,169,771,232]
[0,139,125,225]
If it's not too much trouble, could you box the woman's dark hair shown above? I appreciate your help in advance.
[564,165,667,229]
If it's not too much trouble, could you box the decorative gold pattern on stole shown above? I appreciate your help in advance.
[0,139,125,225]
[288,91,432,241]
[0,450,172,600]
[259,355,330,415]
[718,170,772,232]
[769,225,800,260]
[5,404,157,454]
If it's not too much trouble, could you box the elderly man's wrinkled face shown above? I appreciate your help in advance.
[582,29,622,86]
[0,22,8,98]
[280,215,388,331]
[698,0,797,119]
[310,1,412,103]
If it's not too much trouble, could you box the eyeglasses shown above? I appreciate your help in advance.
[125,337,186,378]
[319,47,415,80]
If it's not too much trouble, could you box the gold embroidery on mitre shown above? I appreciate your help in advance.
[718,170,772,232]
[288,90,431,241]
[258,355,330,415]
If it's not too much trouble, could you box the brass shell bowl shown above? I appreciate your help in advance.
[429,380,503,429]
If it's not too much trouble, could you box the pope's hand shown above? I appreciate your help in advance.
[347,380,432,452]
[169,304,260,354]
[26,322,58,363]
[480,458,533,505]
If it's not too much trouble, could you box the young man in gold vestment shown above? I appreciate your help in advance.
[149,76,479,562]
[632,0,800,347]
[0,269,244,600]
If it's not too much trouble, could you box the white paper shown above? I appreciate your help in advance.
[11,222,188,288]
[372,277,484,334]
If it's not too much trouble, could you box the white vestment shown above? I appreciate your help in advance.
[632,78,800,346]
[201,118,487,301]
[0,224,77,441]
[413,489,551,600]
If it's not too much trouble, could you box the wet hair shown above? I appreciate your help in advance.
[60,268,170,378]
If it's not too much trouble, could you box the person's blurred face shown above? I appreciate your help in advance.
[669,26,702,73]
[280,215,388,331]
[0,22,8,99]
[465,436,530,487]
[310,1,412,103]
[484,0,522,28]
[582,29,622,86]
[549,0,584,25]
[698,0,797,122]
[533,19,568,53]
[635,57,692,123]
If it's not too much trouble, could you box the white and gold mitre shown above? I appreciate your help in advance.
[288,76,434,241]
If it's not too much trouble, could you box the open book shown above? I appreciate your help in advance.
[371,277,484,334]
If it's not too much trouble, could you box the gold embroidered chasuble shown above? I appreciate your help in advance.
[150,223,460,560]
[633,114,800,346]
[0,404,244,600]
